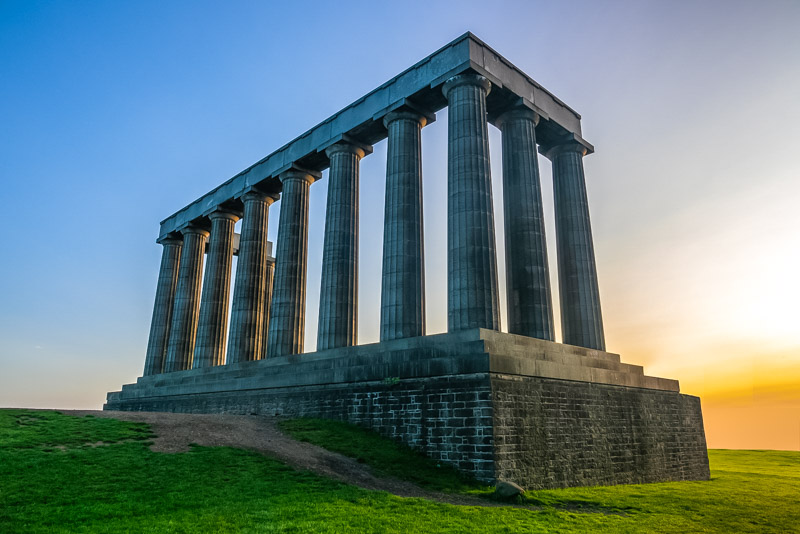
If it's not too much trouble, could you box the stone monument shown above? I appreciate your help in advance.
[106,33,711,489]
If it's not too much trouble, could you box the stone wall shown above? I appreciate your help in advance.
[106,330,710,488]
[491,375,710,489]
[108,375,496,481]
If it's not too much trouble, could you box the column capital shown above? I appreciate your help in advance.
[325,142,366,159]
[242,190,279,205]
[542,141,588,160]
[494,106,540,129]
[157,234,183,246]
[279,169,317,185]
[181,225,210,238]
[208,208,241,223]
[540,133,594,160]
[442,73,491,99]
[383,110,428,129]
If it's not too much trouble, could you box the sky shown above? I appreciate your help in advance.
[1,0,798,450]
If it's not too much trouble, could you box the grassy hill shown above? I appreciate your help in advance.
[1,409,797,533]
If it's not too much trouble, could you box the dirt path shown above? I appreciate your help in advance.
[64,410,529,509]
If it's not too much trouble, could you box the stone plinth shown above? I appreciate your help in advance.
[106,329,709,489]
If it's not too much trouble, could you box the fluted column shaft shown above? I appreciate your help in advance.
[143,238,183,376]
[259,258,275,360]
[227,193,275,364]
[267,170,314,357]
[548,142,605,350]
[497,107,555,340]
[194,210,239,368]
[380,111,427,341]
[164,226,209,372]
[317,143,364,351]
[443,74,500,332]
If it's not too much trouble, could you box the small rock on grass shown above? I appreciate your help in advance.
[495,480,525,498]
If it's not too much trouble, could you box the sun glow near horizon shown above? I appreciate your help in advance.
[598,167,800,451]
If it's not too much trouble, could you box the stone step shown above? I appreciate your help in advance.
[484,342,643,375]
[123,351,494,399]
[480,331,621,363]
[121,330,680,401]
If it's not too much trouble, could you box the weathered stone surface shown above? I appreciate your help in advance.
[267,170,315,357]
[227,192,275,364]
[443,74,501,332]
[260,258,275,360]
[491,377,710,488]
[496,107,554,341]
[163,226,209,373]
[544,141,605,351]
[142,238,182,376]
[107,330,708,488]
[157,33,590,240]
[111,374,497,481]
[194,210,239,368]
[494,480,525,498]
[317,142,368,351]
[380,110,428,342]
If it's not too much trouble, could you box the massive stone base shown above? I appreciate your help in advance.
[106,329,710,488]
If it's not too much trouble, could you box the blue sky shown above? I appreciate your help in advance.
[1,1,799,449]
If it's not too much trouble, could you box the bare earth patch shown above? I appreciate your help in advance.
[63,410,529,509]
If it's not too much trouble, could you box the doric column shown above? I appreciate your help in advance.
[193,209,239,368]
[380,110,427,341]
[164,225,209,372]
[496,107,555,341]
[259,257,275,360]
[226,192,275,364]
[545,141,605,350]
[267,170,315,357]
[142,237,183,376]
[442,73,500,332]
[317,142,365,351]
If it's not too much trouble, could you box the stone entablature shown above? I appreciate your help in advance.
[157,32,591,240]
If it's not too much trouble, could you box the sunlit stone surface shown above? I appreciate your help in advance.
[380,110,428,342]
[317,142,368,351]
[443,74,501,333]
[267,170,316,358]
[142,237,182,376]
[496,107,554,341]
[163,226,208,372]
[227,192,276,364]
[545,141,606,351]
[194,209,239,368]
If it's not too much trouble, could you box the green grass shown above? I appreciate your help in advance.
[277,418,487,493]
[0,409,154,450]
[0,409,797,533]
